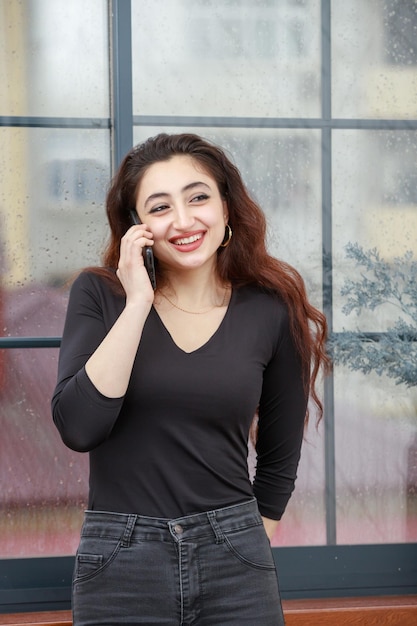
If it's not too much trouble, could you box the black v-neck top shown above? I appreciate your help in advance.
[52,271,307,520]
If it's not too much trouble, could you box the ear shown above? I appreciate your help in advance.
[222,199,229,223]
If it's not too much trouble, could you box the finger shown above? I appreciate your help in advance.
[121,226,152,246]
[125,224,153,239]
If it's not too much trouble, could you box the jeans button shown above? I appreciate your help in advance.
[174,524,183,535]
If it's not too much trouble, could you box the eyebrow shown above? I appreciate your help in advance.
[144,181,211,209]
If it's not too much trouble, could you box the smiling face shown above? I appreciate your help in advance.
[135,155,228,274]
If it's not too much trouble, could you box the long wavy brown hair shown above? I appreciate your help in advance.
[93,133,329,423]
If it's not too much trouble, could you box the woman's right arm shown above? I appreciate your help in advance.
[84,224,154,398]
[52,225,154,451]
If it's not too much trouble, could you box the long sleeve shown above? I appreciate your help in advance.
[51,272,125,452]
[253,307,308,520]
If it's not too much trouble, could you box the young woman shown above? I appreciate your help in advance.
[52,133,328,625]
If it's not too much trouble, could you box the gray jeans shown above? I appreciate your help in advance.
[72,498,285,625]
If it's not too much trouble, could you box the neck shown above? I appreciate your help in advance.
[158,266,227,309]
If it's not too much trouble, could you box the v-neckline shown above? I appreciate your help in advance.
[151,289,234,355]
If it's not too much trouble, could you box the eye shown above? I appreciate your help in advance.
[149,203,169,214]
[191,193,209,203]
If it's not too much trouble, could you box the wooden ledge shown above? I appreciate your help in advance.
[283,595,417,625]
[0,596,416,625]
[0,613,71,626]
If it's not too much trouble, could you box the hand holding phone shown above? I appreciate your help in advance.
[129,210,156,290]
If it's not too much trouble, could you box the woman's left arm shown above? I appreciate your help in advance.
[253,304,309,522]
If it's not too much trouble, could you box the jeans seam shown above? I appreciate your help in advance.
[178,543,185,625]
[223,536,276,571]
[73,541,122,585]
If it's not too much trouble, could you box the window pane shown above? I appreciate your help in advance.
[0,127,110,336]
[273,418,326,546]
[132,0,321,118]
[134,126,326,546]
[0,348,88,557]
[332,129,417,332]
[332,0,417,119]
[335,369,417,544]
[0,0,109,117]
[332,128,417,543]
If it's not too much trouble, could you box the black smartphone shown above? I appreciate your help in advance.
[129,209,156,290]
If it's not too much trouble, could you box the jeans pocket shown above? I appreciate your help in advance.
[223,523,276,571]
[74,535,122,584]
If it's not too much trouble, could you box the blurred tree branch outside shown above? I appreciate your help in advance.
[328,243,417,389]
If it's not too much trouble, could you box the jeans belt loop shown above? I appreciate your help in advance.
[121,514,137,548]
[207,510,224,544]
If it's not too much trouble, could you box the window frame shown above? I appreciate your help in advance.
[1,0,416,612]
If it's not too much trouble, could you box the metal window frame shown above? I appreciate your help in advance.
[1,0,416,613]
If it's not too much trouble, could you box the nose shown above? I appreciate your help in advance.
[172,204,195,231]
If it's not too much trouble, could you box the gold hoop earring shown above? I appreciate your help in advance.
[220,224,232,248]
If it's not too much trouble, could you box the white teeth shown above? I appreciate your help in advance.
[174,233,202,245]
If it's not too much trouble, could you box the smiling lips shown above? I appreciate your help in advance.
[169,231,205,252]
